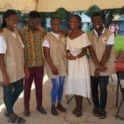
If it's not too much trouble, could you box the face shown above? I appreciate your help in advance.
[5,14,18,29]
[51,18,61,33]
[69,16,80,30]
[92,16,103,30]
[29,18,41,30]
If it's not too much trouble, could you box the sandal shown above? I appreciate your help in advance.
[51,108,58,116]
[72,107,78,115]
[75,110,83,117]
[8,114,25,123]
[4,109,9,117]
[56,105,66,113]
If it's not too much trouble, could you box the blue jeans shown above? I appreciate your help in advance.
[51,76,65,104]
[2,78,23,115]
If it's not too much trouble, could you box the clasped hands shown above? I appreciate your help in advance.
[95,65,107,78]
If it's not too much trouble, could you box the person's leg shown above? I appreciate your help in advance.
[91,76,99,109]
[51,77,60,116]
[91,76,99,117]
[75,95,83,117]
[34,66,46,114]
[56,76,66,112]
[23,67,34,116]
[73,95,78,114]
[99,76,109,119]
[3,83,14,116]
[12,78,23,107]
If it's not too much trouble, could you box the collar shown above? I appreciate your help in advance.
[93,27,105,37]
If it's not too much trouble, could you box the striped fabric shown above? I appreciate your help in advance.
[19,26,46,67]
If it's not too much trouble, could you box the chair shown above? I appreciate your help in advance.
[115,71,124,119]
[66,95,91,105]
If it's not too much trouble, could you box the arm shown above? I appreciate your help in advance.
[88,45,106,71]
[43,47,58,75]
[0,54,9,85]
[100,45,113,66]
[77,47,87,58]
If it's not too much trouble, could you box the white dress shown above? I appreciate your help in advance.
[65,33,91,98]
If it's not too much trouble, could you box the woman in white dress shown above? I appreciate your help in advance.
[65,15,91,117]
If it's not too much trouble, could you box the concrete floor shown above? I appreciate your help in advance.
[0,74,124,124]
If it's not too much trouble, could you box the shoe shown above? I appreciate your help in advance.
[56,105,66,113]
[23,108,30,117]
[37,106,47,114]
[51,107,58,116]
[93,108,99,117]
[99,110,106,119]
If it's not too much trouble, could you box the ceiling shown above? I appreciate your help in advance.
[0,0,124,12]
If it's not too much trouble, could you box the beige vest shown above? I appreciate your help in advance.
[44,32,67,78]
[0,28,25,83]
[87,29,115,76]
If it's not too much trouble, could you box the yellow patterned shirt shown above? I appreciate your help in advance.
[19,26,46,67]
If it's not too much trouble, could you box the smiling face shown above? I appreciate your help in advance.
[92,15,104,31]
[5,14,18,31]
[69,16,81,30]
[51,18,61,34]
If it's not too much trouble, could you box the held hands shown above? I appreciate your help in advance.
[65,53,76,60]
[51,66,58,75]
[98,65,107,72]
[94,68,100,78]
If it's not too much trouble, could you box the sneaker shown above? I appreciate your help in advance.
[23,108,30,117]
[99,110,106,119]
[93,108,99,117]
[37,106,47,114]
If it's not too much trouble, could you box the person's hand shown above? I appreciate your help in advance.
[51,66,58,75]
[65,53,76,60]
[98,65,107,72]
[3,75,9,86]
[25,66,30,79]
[94,68,100,78]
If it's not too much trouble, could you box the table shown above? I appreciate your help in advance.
[115,62,124,107]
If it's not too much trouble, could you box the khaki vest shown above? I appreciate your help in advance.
[0,28,25,83]
[44,32,67,78]
[87,29,115,76]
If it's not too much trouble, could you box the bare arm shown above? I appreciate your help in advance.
[77,47,87,58]
[0,54,9,85]
[88,45,107,71]
[43,47,58,75]
[100,45,113,65]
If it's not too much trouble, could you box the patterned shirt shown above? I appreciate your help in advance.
[19,26,46,67]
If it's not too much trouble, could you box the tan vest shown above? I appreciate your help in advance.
[44,32,67,78]
[0,28,25,83]
[87,29,115,76]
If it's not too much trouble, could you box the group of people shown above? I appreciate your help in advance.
[0,9,115,123]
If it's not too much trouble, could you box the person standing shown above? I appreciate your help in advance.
[65,15,91,117]
[0,9,29,123]
[88,12,115,119]
[43,17,67,116]
[19,11,47,116]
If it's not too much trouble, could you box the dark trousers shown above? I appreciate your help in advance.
[91,76,109,111]
[3,78,23,115]
[24,66,44,109]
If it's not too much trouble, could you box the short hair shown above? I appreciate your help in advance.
[29,11,41,18]
[91,12,104,22]
[50,17,61,24]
